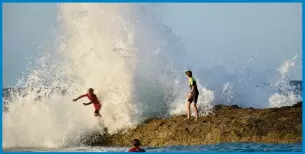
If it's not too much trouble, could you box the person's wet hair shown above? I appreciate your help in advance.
[132,139,141,147]
[185,70,192,77]
[88,88,94,93]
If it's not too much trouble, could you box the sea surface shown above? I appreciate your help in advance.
[3,143,302,152]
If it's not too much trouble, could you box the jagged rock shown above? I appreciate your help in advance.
[292,101,302,108]
[231,104,240,109]
[80,103,302,147]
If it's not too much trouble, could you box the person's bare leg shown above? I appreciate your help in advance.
[95,112,102,117]
[193,103,199,121]
[186,101,191,119]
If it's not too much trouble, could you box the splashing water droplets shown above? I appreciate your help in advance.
[3,4,301,148]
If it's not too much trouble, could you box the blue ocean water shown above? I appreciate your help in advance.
[146,143,302,152]
[3,143,302,152]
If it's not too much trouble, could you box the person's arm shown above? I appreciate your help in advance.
[73,94,87,102]
[83,102,93,106]
[189,78,195,94]
[190,85,195,94]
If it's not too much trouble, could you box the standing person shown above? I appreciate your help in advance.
[128,139,146,152]
[73,88,102,117]
[185,70,199,121]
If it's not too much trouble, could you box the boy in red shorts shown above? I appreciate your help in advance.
[73,88,102,117]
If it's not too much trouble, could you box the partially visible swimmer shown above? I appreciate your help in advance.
[128,139,146,152]
[73,88,102,117]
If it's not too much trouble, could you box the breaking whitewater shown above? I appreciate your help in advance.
[3,4,302,148]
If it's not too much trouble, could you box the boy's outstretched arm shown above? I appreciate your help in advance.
[73,94,87,102]
[83,102,93,106]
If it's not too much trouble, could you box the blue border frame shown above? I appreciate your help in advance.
[1,2,3,152]
[1,0,303,2]
[302,2,304,153]
[302,3,305,152]
[302,2,305,152]
[1,1,303,153]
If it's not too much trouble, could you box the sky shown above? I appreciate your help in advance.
[161,3,302,76]
[3,4,57,88]
[2,3,302,88]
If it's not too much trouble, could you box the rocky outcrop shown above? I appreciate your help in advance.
[83,102,302,147]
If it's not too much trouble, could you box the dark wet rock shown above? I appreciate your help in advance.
[292,101,302,108]
[231,104,240,109]
[86,102,301,147]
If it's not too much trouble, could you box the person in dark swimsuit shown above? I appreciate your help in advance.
[185,70,199,121]
[73,88,102,117]
[128,139,145,152]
